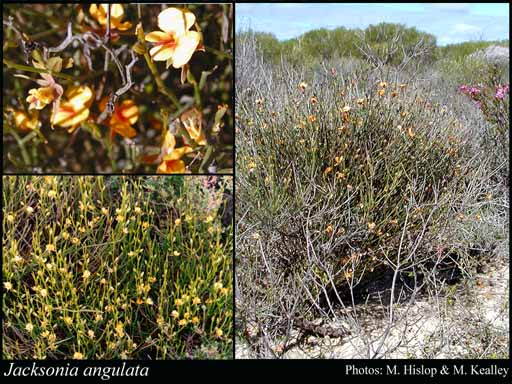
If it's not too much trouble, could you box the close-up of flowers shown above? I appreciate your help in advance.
[3,4,233,173]
[2,176,233,359]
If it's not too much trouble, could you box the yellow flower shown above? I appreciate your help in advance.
[26,206,34,214]
[341,105,351,113]
[47,190,57,198]
[171,310,179,318]
[356,98,365,106]
[378,89,385,97]
[192,297,201,305]
[73,352,83,360]
[64,316,73,326]
[115,322,124,337]
[26,61,64,114]
[26,87,55,111]
[298,81,308,92]
[52,85,93,132]
[157,131,193,174]
[378,81,387,88]
[142,221,150,229]
[46,244,56,252]
[7,214,15,223]
[406,126,415,139]
[191,316,199,325]
[99,97,139,139]
[174,298,184,306]
[174,218,182,226]
[325,224,333,234]
[4,282,13,291]
[145,7,201,68]
[173,251,181,257]
[101,207,109,215]
[178,319,188,326]
[89,4,132,31]
[220,287,229,296]
[308,115,317,123]
[71,237,80,245]
[367,222,376,230]
[87,330,95,339]
[83,270,91,280]
[62,231,70,239]
[146,297,154,305]
[215,328,223,338]
[214,282,223,290]
[26,323,34,332]
[39,288,48,297]
[323,166,333,175]
[134,206,142,214]
[310,96,318,105]
[13,110,40,132]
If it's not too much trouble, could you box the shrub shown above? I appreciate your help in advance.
[235,34,503,357]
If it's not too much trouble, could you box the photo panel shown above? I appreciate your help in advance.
[2,175,233,359]
[3,3,233,174]
[235,3,509,359]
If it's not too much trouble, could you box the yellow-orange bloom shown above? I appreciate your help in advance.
[145,7,201,68]
[26,59,65,113]
[157,131,193,173]
[13,111,40,132]
[89,4,132,31]
[99,97,139,139]
[51,85,93,132]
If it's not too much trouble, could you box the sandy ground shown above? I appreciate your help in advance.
[235,246,509,359]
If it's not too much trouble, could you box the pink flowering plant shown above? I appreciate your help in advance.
[459,66,509,180]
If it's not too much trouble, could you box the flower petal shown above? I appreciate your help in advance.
[157,159,185,174]
[171,31,200,68]
[109,4,125,19]
[163,146,193,161]
[67,86,93,109]
[119,100,139,124]
[52,103,90,128]
[145,31,169,42]
[149,45,175,61]
[111,122,137,138]
[158,7,195,35]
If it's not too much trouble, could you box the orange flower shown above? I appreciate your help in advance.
[13,110,40,132]
[99,97,139,139]
[145,7,201,69]
[157,131,193,173]
[89,4,132,31]
[378,89,385,97]
[51,85,93,132]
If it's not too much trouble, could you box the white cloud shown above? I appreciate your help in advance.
[452,23,482,34]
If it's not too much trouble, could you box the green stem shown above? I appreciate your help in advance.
[142,53,180,109]
[4,124,31,165]
[3,59,74,81]
[205,46,232,60]
[186,70,202,109]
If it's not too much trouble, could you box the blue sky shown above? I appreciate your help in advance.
[236,3,510,45]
